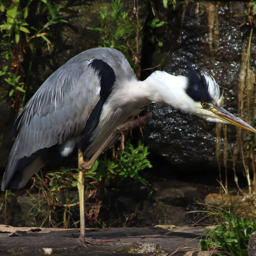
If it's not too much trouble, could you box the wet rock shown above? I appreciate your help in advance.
[248,231,256,256]
[0,225,207,256]
[143,2,254,174]
[114,242,167,254]
[8,232,18,237]
[16,230,28,236]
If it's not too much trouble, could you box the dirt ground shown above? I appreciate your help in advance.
[0,224,208,255]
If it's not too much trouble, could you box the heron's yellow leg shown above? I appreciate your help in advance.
[78,148,118,245]
[78,150,85,240]
[77,113,152,244]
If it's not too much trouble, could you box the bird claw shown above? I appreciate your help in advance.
[79,162,92,172]
[79,236,117,246]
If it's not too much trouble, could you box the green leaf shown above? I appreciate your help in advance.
[46,3,57,18]
[38,32,51,44]
[9,89,14,96]
[26,0,34,7]
[163,0,168,8]
[20,22,29,26]
[0,4,5,12]
[72,181,77,187]
[100,10,107,24]
[3,64,9,71]
[47,4,54,17]
[30,26,37,31]
[87,27,106,32]
[91,160,99,172]
[56,5,61,12]
[3,34,11,38]
[49,20,59,25]
[115,28,125,38]
[4,78,14,86]
[20,26,30,33]
[0,24,10,31]
[14,24,20,44]
[158,41,163,47]
[155,21,167,28]
[14,75,21,82]
[59,19,68,23]
[15,33,20,44]
[15,86,25,93]
[121,11,128,23]
[24,7,29,19]
[7,4,18,24]
[253,4,256,15]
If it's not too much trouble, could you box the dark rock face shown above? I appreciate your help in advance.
[143,104,217,168]
[0,1,253,175]
[142,2,255,173]
[0,97,15,168]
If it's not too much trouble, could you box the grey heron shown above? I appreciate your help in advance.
[1,47,256,244]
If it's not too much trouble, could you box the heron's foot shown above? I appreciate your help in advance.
[78,161,92,172]
[79,236,117,246]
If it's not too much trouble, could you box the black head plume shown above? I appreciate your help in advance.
[185,64,213,103]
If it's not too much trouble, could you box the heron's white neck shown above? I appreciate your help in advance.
[140,71,196,113]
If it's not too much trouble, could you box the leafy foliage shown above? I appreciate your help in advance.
[162,0,176,9]
[146,17,168,47]
[115,140,152,185]
[199,207,256,256]
[87,0,131,50]
[22,140,151,228]
[0,0,67,109]
[75,140,152,189]
[26,169,79,228]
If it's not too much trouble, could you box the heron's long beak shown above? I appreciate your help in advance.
[209,105,256,133]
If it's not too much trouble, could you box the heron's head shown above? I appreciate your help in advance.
[186,65,256,133]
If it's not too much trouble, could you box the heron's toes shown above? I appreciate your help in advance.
[79,236,117,246]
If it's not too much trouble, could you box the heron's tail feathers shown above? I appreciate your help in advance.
[1,141,44,191]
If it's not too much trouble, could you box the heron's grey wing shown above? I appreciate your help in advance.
[1,59,103,190]
[1,47,135,191]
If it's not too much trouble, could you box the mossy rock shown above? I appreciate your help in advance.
[113,242,166,254]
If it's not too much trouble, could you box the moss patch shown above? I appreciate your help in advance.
[113,242,166,254]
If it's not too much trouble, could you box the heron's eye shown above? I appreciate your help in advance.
[201,102,207,108]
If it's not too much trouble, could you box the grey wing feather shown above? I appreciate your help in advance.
[3,55,102,190]
[2,47,135,190]
[17,62,100,156]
